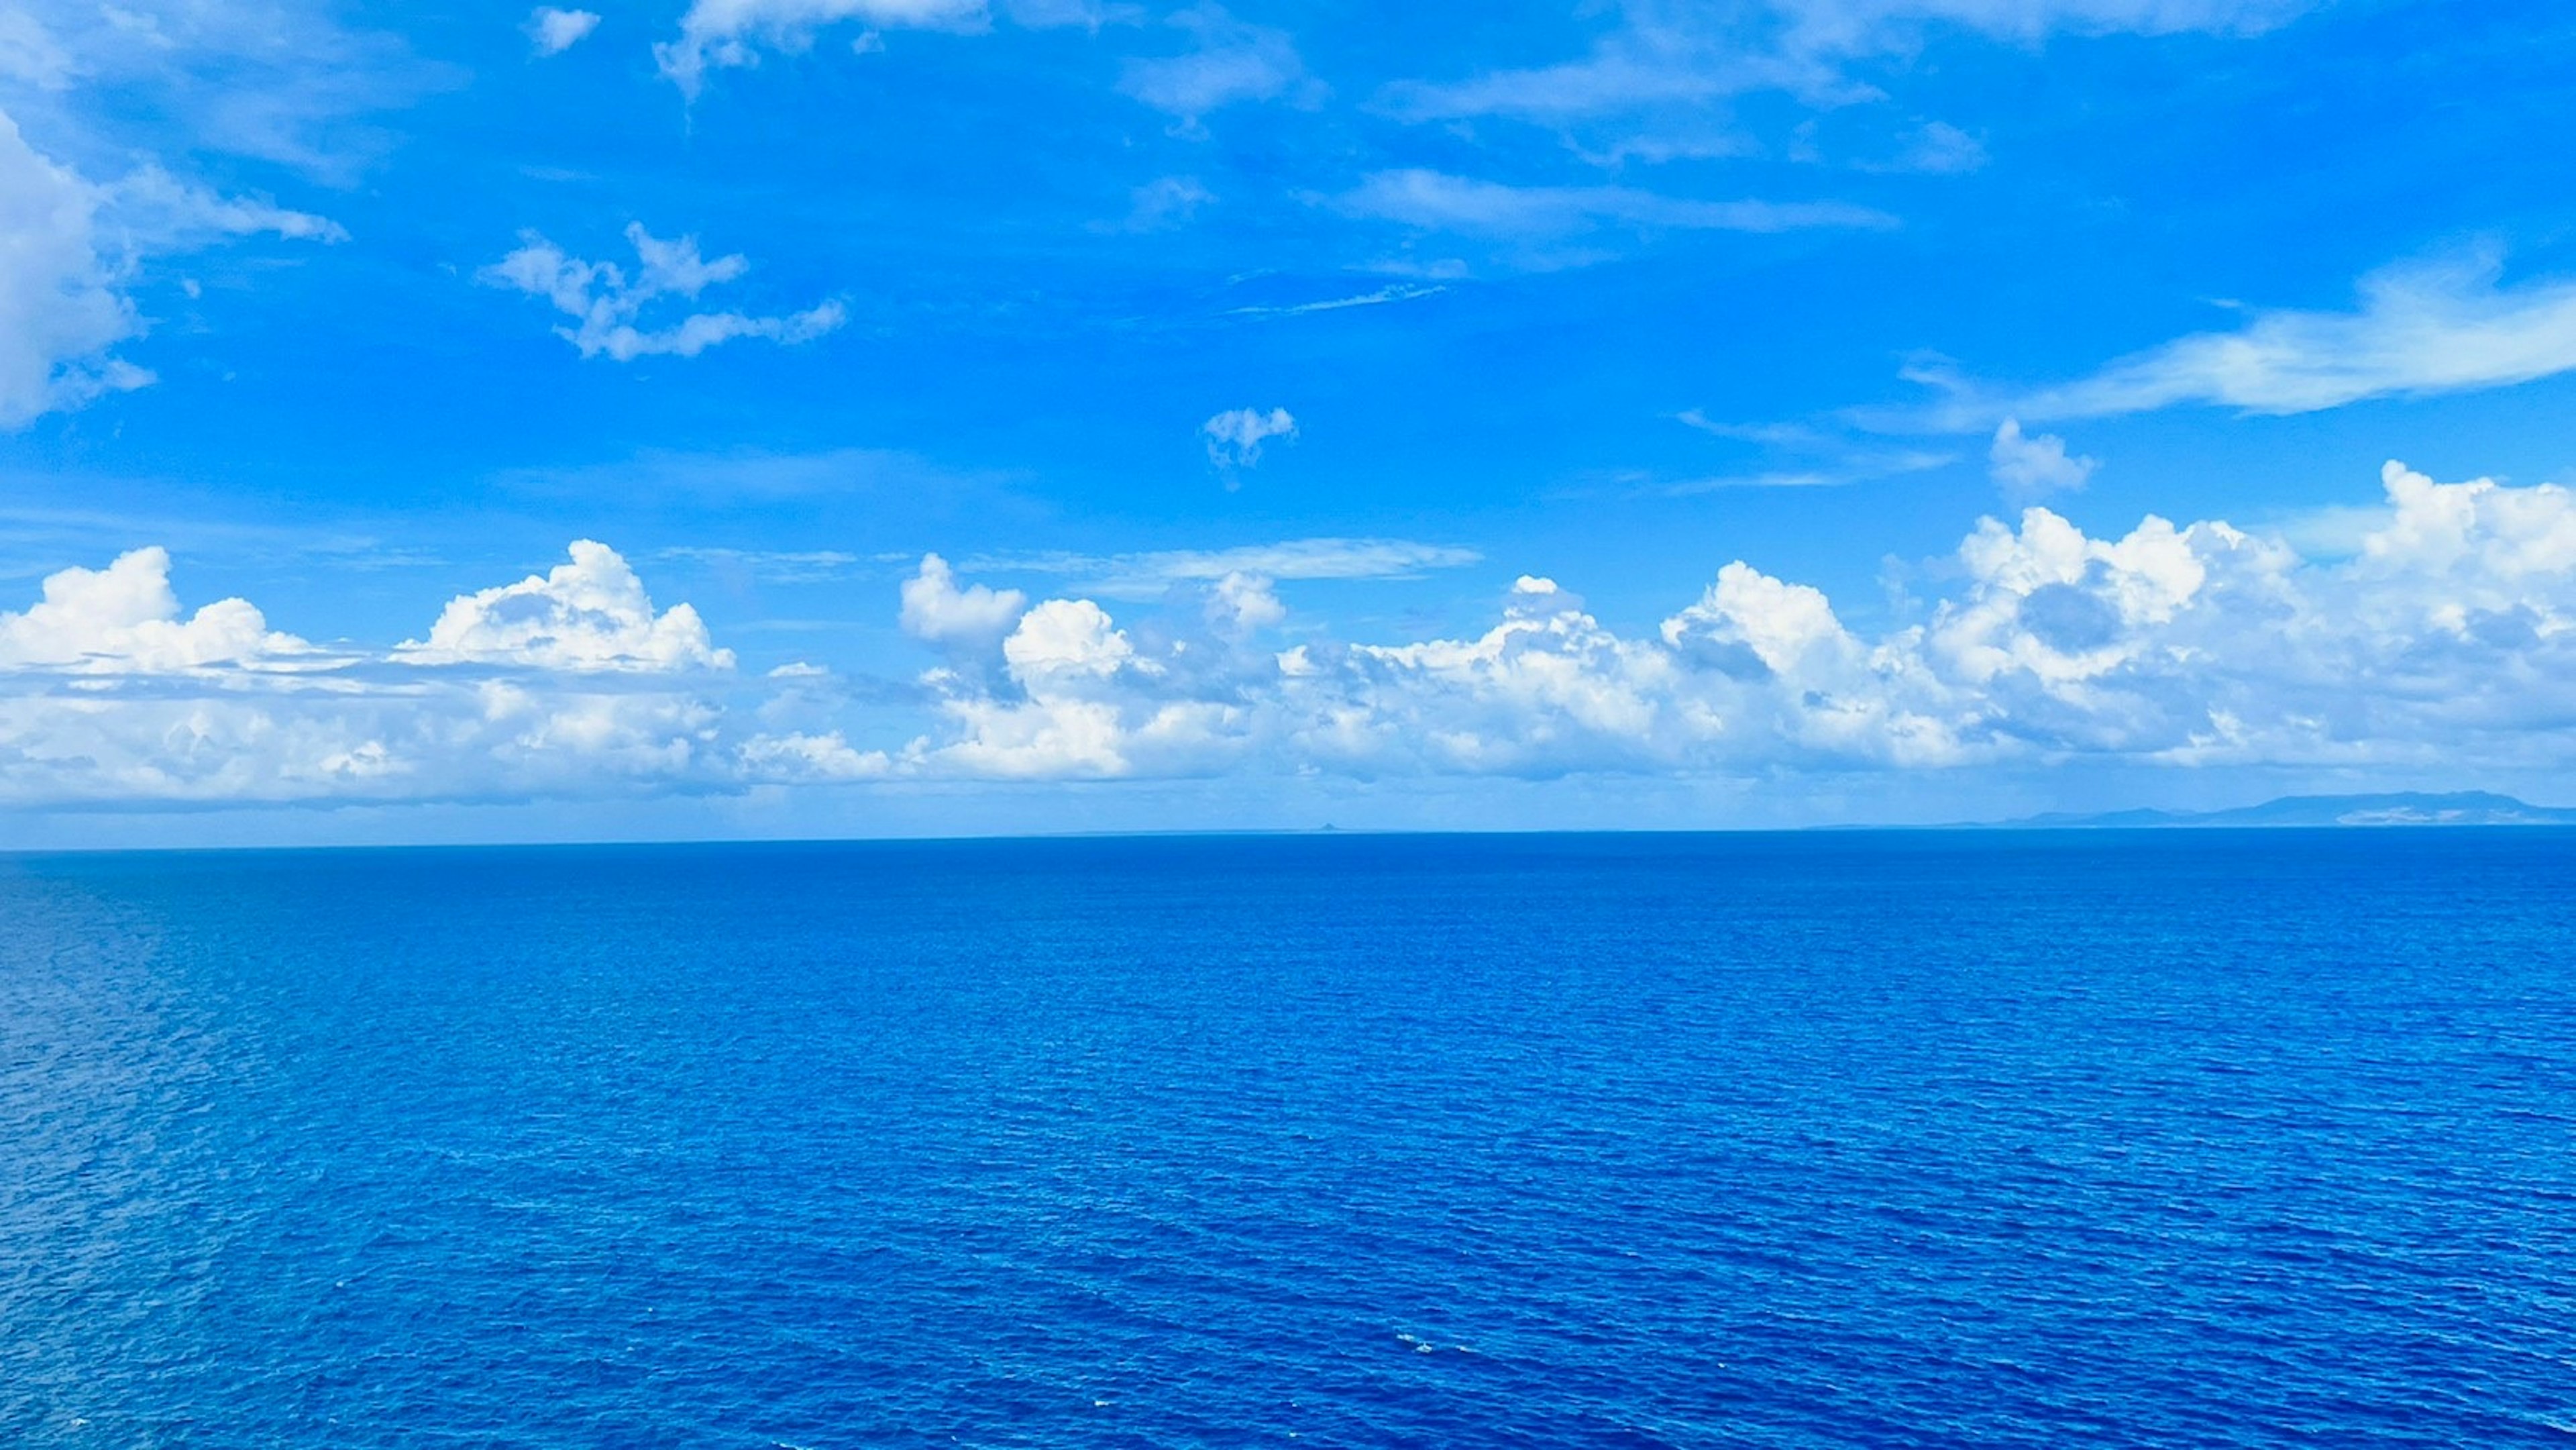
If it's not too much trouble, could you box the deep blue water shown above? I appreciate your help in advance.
[4,831,2574,1448]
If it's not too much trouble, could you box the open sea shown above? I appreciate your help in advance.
[3,831,2573,1449]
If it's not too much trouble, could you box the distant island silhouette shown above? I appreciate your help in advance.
[1984,791,2576,829]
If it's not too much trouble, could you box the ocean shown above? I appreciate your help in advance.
[3,831,2571,1447]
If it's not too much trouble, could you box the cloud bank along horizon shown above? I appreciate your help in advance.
[7,461,2574,817]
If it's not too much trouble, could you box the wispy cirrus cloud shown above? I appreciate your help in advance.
[1664,410,1953,494]
[1381,0,2309,174]
[652,546,865,582]
[1864,248,2576,433]
[1389,0,2311,125]
[1102,174,1214,233]
[1332,168,1894,240]
[479,223,845,362]
[964,537,1482,598]
[653,0,989,99]
[1225,283,1448,319]
[2015,248,2576,421]
[1118,3,1320,131]
[496,446,1006,503]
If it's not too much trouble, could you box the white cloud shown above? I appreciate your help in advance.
[0,11,74,89]
[480,222,846,362]
[0,111,139,427]
[1390,0,2307,126]
[739,729,891,780]
[967,536,1481,597]
[0,109,343,428]
[4,1,452,180]
[1107,174,1212,232]
[528,7,602,55]
[655,0,987,98]
[0,547,311,672]
[900,552,1028,645]
[1334,169,1894,238]
[15,460,2576,810]
[1118,4,1314,129]
[1988,418,2096,499]
[2009,248,2576,420]
[896,459,2576,782]
[654,546,863,582]
[0,541,739,807]
[1381,0,2301,189]
[1225,282,1446,318]
[1206,571,1285,634]
[1778,0,2308,50]
[1872,119,1986,174]
[398,541,736,672]
[1203,405,1297,468]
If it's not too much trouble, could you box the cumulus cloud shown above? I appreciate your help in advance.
[2007,248,2576,420]
[1202,405,1297,469]
[0,112,140,426]
[1119,4,1315,130]
[398,541,735,672]
[1988,418,2096,499]
[1333,169,1894,239]
[0,547,311,672]
[480,222,845,362]
[655,0,987,98]
[900,552,1028,645]
[527,6,602,54]
[0,541,737,807]
[15,461,2576,809]
[897,460,2576,782]
[738,729,892,780]
[0,109,343,428]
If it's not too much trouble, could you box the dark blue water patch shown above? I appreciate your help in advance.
[3,831,2573,1448]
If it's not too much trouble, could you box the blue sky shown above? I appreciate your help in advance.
[5,0,2576,842]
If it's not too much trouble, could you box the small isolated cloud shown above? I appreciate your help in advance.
[528,7,602,55]
[1334,169,1894,240]
[1108,175,1212,232]
[656,0,987,99]
[1877,119,1986,174]
[1119,4,1317,130]
[1988,419,2096,500]
[1203,406,1297,470]
[900,553,1028,645]
[479,222,845,362]
[2012,247,2576,421]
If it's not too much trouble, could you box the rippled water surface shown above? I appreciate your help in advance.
[5,831,2574,1447]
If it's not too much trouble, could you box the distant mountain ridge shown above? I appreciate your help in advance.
[1991,792,2576,829]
